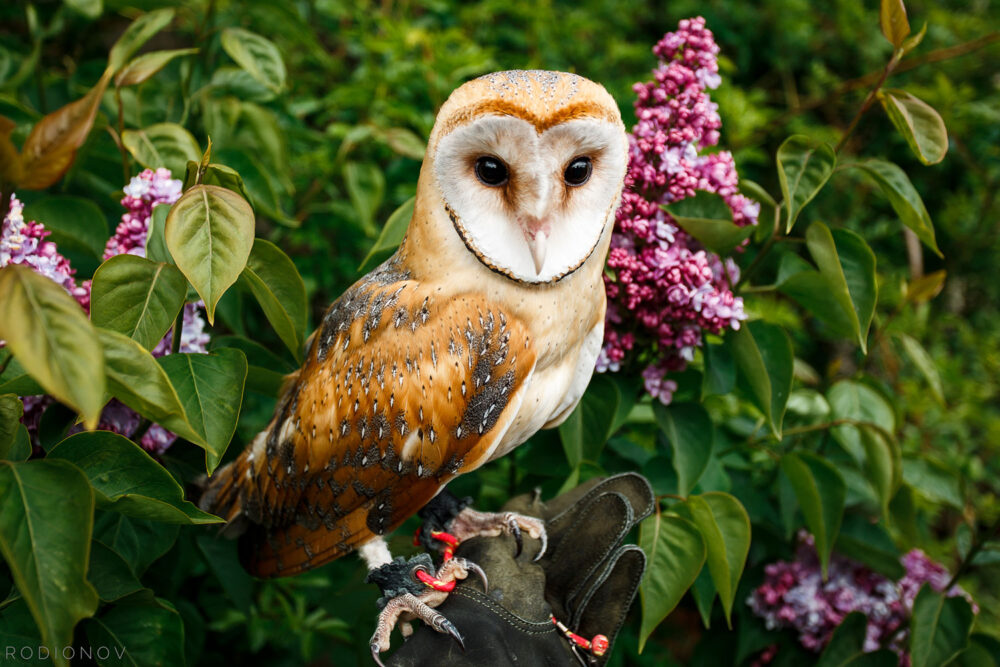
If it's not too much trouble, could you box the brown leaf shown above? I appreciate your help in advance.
[19,72,111,190]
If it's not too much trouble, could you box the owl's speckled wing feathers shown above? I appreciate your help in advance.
[203,257,536,577]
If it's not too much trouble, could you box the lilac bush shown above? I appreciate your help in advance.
[747,532,976,662]
[599,17,757,403]
[4,169,210,454]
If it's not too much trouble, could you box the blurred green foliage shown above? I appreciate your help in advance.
[0,0,999,665]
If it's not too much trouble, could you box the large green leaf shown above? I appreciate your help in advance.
[732,321,793,439]
[96,328,205,447]
[653,402,713,496]
[87,540,146,602]
[107,9,175,74]
[835,514,905,579]
[817,611,897,666]
[221,28,286,94]
[638,513,706,652]
[195,536,253,614]
[91,255,188,351]
[664,191,755,255]
[686,493,750,626]
[910,586,974,667]
[115,48,198,88]
[93,512,179,576]
[345,161,385,237]
[804,223,877,351]
[165,184,255,324]
[359,196,415,272]
[240,239,307,360]
[158,349,248,473]
[48,431,221,524]
[702,339,735,398]
[897,333,944,404]
[559,374,621,468]
[0,459,99,666]
[183,160,253,209]
[210,335,295,396]
[777,135,836,232]
[86,597,186,667]
[0,351,44,396]
[22,196,109,260]
[855,160,940,256]
[0,264,105,428]
[122,123,201,179]
[880,89,947,165]
[781,452,846,577]
[0,394,23,459]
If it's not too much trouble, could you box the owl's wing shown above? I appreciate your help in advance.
[203,258,537,577]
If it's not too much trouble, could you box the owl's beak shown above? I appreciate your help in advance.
[520,218,549,276]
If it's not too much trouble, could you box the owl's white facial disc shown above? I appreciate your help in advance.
[433,115,628,284]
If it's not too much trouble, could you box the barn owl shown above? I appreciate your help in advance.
[200,70,628,663]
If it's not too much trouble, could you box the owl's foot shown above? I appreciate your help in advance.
[448,507,548,560]
[366,554,486,667]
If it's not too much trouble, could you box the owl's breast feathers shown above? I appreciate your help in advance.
[201,257,539,577]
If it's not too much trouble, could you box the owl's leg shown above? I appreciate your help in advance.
[361,537,485,667]
[417,489,548,560]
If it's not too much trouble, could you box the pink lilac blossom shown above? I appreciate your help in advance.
[600,17,758,403]
[747,532,977,663]
[1,194,90,310]
[9,169,209,455]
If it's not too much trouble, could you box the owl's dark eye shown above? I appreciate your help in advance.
[474,156,508,186]
[564,157,592,186]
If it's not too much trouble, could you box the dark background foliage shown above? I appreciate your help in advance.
[0,0,998,665]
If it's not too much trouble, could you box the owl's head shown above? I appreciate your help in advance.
[420,71,628,285]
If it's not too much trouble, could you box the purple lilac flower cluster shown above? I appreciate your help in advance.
[599,17,758,404]
[747,532,976,663]
[1,195,90,310]
[5,169,209,454]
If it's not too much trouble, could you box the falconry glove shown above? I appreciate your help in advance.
[386,472,653,666]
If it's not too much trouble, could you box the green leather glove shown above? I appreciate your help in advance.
[387,472,653,666]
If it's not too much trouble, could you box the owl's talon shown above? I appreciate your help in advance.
[465,559,488,594]
[371,644,386,667]
[439,617,465,651]
[448,507,548,560]
[508,516,524,557]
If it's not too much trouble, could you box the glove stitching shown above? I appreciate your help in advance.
[564,493,633,613]
[546,473,653,531]
[570,545,644,630]
[450,587,559,636]
[577,547,647,660]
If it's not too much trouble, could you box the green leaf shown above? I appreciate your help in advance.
[210,335,295,396]
[638,513,706,652]
[220,28,286,94]
[777,135,836,233]
[115,48,198,87]
[22,196,109,260]
[903,457,963,508]
[835,514,905,579]
[780,452,846,576]
[686,493,750,626]
[732,321,793,439]
[122,123,201,179]
[86,597,186,667]
[654,402,713,496]
[96,328,205,447]
[817,611,867,667]
[897,332,944,404]
[0,395,23,459]
[165,184,255,324]
[2,425,31,463]
[0,459,99,666]
[91,255,188,351]
[0,264,105,428]
[905,270,946,304]
[804,223,877,351]
[240,239,307,361]
[0,351,44,396]
[689,565,716,628]
[855,160,941,257]
[212,147,297,226]
[880,89,948,166]
[358,196,415,272]
[910,586,974,667]
[183,160,253,209]
[879,0,910,48]
[146,204,174,264]
[93,513,179,576]
[195,536,253,614]
[48,431,221,524]
[780,271,859,340]
[158,349,248,473]
[65,0,102,19]
[88,541,146,602]
[664,191,755,255]
[107,9,175,74]
[345,162,385,237]
[559,374,621,467]
[377,127,427,160]
[901,22,928,55]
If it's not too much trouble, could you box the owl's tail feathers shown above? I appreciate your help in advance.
[198,446,258,539]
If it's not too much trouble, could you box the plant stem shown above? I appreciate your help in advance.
[170,306,185,355]
[834,51,900,154]
[944,516,1000,591]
